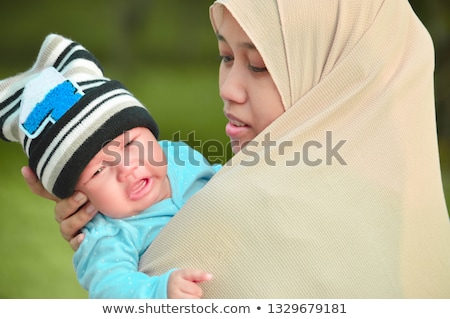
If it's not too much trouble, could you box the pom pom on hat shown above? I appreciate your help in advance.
[0,34,159,199]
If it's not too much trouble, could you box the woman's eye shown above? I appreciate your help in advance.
[219,55,233,63]
[249,65,267,73]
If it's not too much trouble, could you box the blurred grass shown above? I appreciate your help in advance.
[439,138,450,210]
[0,142,87,298]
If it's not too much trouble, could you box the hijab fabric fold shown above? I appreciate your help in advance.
[139,0,450,298]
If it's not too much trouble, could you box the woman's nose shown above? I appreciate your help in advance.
[219,64,247,104]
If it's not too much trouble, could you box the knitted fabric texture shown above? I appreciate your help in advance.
[139,0,450,298]
[0,34,159,198]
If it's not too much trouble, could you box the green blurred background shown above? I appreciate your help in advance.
[0,0,449,298]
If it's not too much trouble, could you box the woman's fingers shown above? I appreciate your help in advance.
[21,166,59,202]
[22,165,96,251]
[57,195,97,244]
[69,233,85,251]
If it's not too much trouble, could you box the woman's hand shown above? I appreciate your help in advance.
[21,166,97,251]
[21,166,59,202]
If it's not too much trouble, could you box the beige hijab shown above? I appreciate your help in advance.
[140,0,450,298]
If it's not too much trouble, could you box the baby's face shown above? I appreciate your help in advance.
[75,127,171,218]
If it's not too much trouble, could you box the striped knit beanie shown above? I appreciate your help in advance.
[0,34,159,199]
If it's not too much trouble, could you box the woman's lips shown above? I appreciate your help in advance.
[225,115,249,139]
[226,122,248,139]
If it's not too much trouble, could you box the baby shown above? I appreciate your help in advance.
[0,34,220,298]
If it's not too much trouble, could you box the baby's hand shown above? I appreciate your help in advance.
[167,269,212,299]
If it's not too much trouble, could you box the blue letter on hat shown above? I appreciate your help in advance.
[20,66,84,139]
[22,80,82,137]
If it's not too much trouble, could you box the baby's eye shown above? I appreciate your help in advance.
[92,166,105,177]
[125,140,134,147]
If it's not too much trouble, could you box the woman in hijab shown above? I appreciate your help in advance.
[24,0,450,298]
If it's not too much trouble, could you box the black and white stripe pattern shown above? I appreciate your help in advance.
[1,33,105,144]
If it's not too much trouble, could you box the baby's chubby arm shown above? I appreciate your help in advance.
[74,219,212,299]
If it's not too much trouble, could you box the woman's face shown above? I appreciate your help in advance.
[216,8,284,154]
